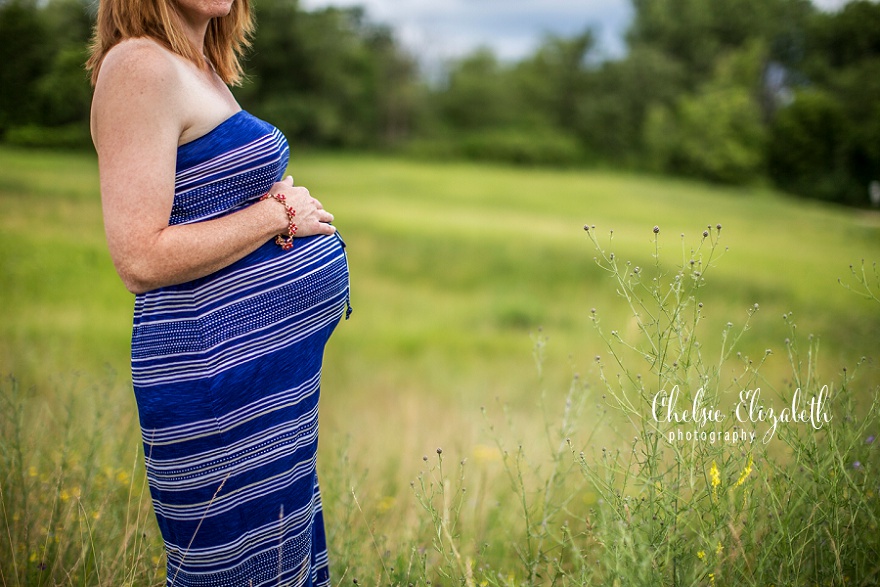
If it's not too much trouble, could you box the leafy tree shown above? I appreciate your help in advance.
[767,89,850,201]
[767,0,880,204]
[645,42,767,183]
[433,48,519,132]
[575,45,684,163]
[628,0,813,89]
[0,0,51,133]
[513,30,596,130]
[236,1,417,148]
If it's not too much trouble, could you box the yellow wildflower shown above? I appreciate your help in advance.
[116,470,130,486]
[377,496,395,514]
[60,489,70,502]
[709,572,716,585]
[697,550,706,560]
[710,461,720,495]
[735,455,753,487]
[28,466,38,478]
[715,541,723,555]
[471,444,502,464]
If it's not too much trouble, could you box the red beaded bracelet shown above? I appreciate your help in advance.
[260,192,297,250]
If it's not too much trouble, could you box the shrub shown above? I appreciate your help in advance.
[4,123,91,150]
[457,128,585,166]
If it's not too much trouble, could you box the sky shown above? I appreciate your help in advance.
[299,0,856,66]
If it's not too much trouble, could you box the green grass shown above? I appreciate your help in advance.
[1,145,879,585]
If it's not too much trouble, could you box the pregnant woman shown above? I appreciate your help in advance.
[86,0,349,585]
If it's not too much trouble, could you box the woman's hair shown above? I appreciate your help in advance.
[85,0,254,86]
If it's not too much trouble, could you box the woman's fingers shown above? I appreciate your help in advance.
[267,182,337,236]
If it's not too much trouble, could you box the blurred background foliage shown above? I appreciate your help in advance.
[1,0,879,206]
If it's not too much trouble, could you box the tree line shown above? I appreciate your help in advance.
[1,0,878,206]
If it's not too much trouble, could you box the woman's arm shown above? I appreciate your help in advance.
[91,40,334,295]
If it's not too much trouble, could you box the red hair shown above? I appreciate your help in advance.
[86,0,254,86]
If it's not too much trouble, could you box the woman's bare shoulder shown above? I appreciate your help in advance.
[96,38,181,95]
[91,38,187,150]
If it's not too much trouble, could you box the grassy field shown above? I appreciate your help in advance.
[1,145,879,585]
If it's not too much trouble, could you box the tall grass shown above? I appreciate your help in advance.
[329,226,880,586]
[1,146,879,584]
[0,375,165,585]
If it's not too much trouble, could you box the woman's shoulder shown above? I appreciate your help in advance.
[98,38,182,88]
[91,37,188,144]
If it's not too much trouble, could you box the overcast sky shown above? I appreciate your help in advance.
[299,0,856,65]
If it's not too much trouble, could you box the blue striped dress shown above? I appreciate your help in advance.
[130,110,349,587]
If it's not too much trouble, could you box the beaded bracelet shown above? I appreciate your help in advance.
[260,192,297,250]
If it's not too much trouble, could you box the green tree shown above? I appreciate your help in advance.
[767,0,880,204]
[575,45,684,163]
[0,0,50,134]
[644,42,767,183]
[434,48,518,131]
[236,1,418,148]
[513,30,595,130]
[628,0,813,89]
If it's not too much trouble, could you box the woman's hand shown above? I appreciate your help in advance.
[263,176,336,237]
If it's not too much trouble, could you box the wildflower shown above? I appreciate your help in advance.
[715,541,723,555]
[703,230,709,238]
[697,550,706,560]
[28,466,37,478]
[653,225,660,234]
[436,447,443,455]
[472,444,502,464]
[377,496,395,513]
[710,461,721,495]
[867,435,875,444]
[735,455,753,487]
[60,489,70,502]
[853,461,862,470]
[709,572,716,585]
[716,224,722,231]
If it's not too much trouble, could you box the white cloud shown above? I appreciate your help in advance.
[298,0,865,66]
[299,0,632,63]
